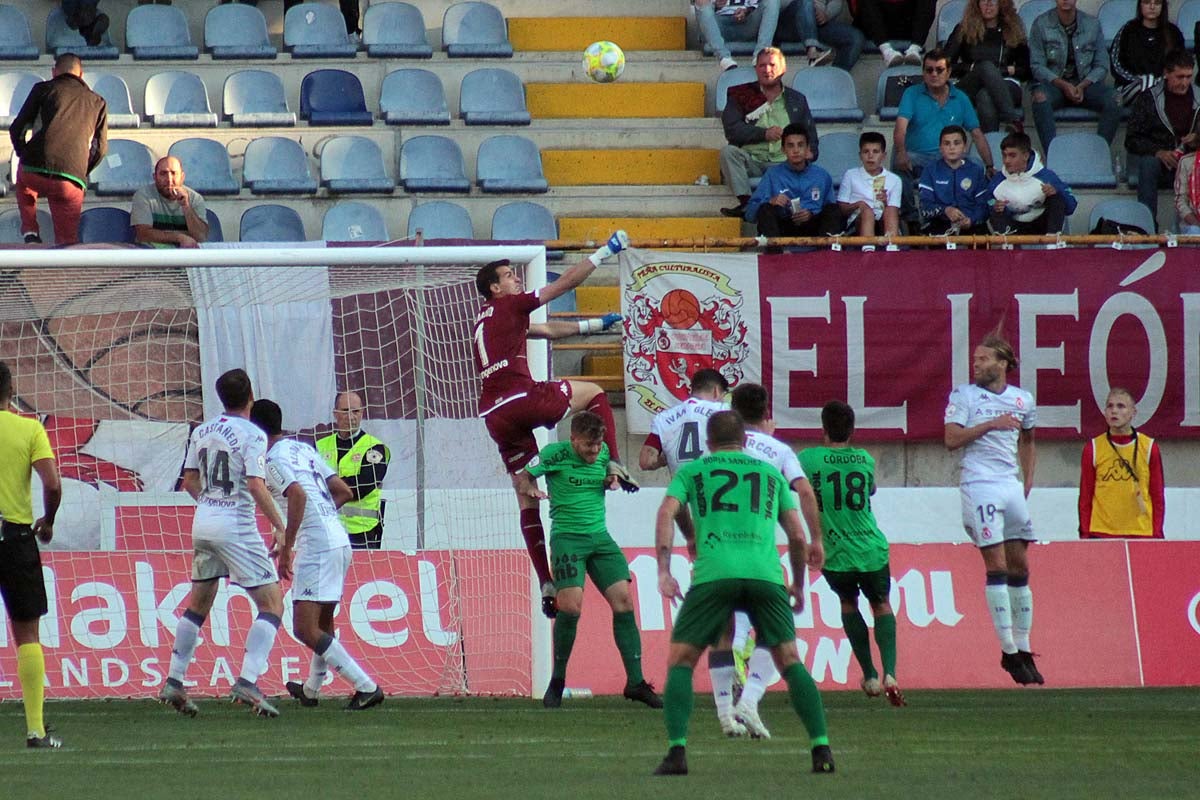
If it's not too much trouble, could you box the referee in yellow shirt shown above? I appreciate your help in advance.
[0,361,62,748]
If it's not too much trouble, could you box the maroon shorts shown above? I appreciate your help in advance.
[484,381,573,473]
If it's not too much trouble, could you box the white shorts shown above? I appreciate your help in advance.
[959,481,1035,547]
[292,545,352,604]
[192,535,279,589]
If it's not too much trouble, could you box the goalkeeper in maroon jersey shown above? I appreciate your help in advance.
[473,231,637,619]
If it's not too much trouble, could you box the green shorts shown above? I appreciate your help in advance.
[671,579,795,648]
[822,563,892,606]
[550,531,630,592]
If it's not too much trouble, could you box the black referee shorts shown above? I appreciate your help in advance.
[0,526,49,622]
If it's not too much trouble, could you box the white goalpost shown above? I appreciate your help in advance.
[0,243,552,699]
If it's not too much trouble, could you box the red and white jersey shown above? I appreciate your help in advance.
[474,291,544,415]
[647,396,727,473]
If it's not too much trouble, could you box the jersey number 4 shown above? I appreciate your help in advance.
[197,448,234,496]
[677,421,703,463]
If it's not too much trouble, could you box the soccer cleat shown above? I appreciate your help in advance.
[653,745,688,775]
[22,232,42,244]
[860,676,882,698]
[26,732,62,749]
[230,679,280,718]
[1019,651,1045,685]
[811,744,836,773]
[286,681,319,707]
[883,675,907,707]
[540,581,558,619]
[607,460,639,493]
[719,714,747,737]
[719,57,738,72]
[159,681,199,717]
[733,698,771,739]
[542,677,565,708]
[623,680,663,708]
[1000,651,1035,685]
[345,685,385,711]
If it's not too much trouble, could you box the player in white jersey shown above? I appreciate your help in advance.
[944,334,1043,686]
[250,400,385,711]
[640,369,729,475]
[159,369,288,718]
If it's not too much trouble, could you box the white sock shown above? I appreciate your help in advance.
[238,613,281,684]
[710,662,736,720]
[1008,584,1033,652]
[985,584,1017,653]
[304,654,327,696]
[168,611,204,682]
[739,646,778,707]
[318,635,376,693]
[731,612,752,652]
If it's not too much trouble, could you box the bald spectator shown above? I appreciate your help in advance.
[131,157,209,248]
[317,391,391,550]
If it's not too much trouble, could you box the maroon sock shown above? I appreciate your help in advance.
[586,393,621,462]
[519,507,552,586]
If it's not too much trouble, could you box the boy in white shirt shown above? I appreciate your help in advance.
[837,131,901,239]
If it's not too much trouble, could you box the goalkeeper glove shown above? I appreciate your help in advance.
[587,230,631,266]
[578,313,622,334]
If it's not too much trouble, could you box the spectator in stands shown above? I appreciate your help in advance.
[778,0,865,71]
[893,48,993,224]
[1079,387,1164,539]
[1109,0,1184,105]
[744,124,843,245]
[695,0,782,72]
[1173,149,1200,232]
[918,125,991,234]
[719,47,820,218]
[131,156,209,248]
[985,131,1077,234]
[851,0,936,67]
[1029,0,1120,150]
[61,1,109,47]
[945,0,1031,133]
[836,131,901,238]
[8,53,107,246]
[1124,50,1200,226]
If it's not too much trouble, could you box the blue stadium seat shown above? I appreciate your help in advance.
[791,67,864,123]
[0,5,39,60]
[320,136,394,193]
[89,139,154,196]
[243,137,318,194]
[460,68,531,125]
[0,70,39,126]
[477,135,548,193]
[876,65,923,121]
[715,66,757,114]
[168,138,239,196]
[322,201,390,242]
[126,5,198,60]
[223,70,296,127]
[204,3,276,60]
[937,0,967,44]
[300,69,373,126]
[78,207,134,243]
[407,201,474,239]
[45,7,118,59]
[144,71,217,128]
[968,130,1007,167]
[1180,0,1200,48]
[240,204,307,242]
[1017,0,1054,36]
[400,136,470,193]
[0,207,53,243]
[1089,198,1155,234]
[285,2,359,58]
[812,131,861,189]
[379,68,449,125]
[86,73,139,128]
[1097,0,1135,47]
[1046,132,1117,188]
[491,201,556,241]
[363,2,432,58]
[442,2,513,58]
[205,208,224,243]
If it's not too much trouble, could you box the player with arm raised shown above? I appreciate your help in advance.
[159,369,288,718]
[250,400,385,711]
[474,231,635,619]
[944,333,1042,686]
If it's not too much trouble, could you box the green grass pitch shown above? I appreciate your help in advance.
[4,688,1196,799]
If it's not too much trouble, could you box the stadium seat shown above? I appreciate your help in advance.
[320,136,394,193]
[78,207,134,243]
[491,201,557,241]
[399,136,470,193]
[285,2,359,58]
[1180,0,1200,48]
[460,68,531,125]
[240,204,307,242]
[812,131,861,189]
[1046,132,1117,188]
[791,67,864,123]
[1089,198,1155,234]
[144,71,217,128]
[126,5,198,60]
[322,201,390,242]
[0,207,53,243]
[407,201,474,239]
[243,137,318,194]
[363,2,432,58]
[0,5,39,60]
[379,68,450,125]
[442,2,513,58]
[0,70,39,126]
[476,135,549,193]
[715,66,757,114]
[205,208,224,243]
[1017,0,1054,36]
[876,65,923,121]
[168,138,239,196]
[300,69,373,126]
[937,0,967,45]
[1097,0,1134,47]
[86,73,139,128]
[45,6,118,59]
[223,70,296,127]
[89,139,154,196]
[204,3,276,59]
[969,130,1007,166]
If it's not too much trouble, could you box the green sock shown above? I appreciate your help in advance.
[663,664,695,746]
[842,609,878,680]
[552,612,580,681]
[783,662,829,747]
[612,610,644,686]
[874,612,898,678]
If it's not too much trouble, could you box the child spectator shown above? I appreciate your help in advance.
[985,131,1077,234]
[745,124,843,242]
[1173,150,1200,233]
[918,126,990,234]
[837,131,901,237]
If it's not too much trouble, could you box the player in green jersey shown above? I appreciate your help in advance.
[653,411,833,776]
[799,400,904,706]
[519,412,662,710]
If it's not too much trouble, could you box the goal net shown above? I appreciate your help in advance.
[0,243,549,699]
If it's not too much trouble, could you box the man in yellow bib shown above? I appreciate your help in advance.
[317,391,390,549]
[1079,387,1164,539]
